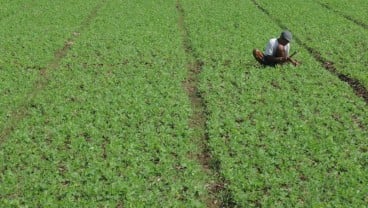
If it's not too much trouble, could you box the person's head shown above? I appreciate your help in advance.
[279,30,292,45]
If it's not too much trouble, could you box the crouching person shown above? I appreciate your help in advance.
[253,30,299,67]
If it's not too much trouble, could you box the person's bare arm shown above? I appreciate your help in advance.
[287,57,300,66]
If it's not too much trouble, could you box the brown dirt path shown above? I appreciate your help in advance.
[251,0,368,104]
[176,1,235,207]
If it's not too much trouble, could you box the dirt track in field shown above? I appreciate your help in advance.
[251,0,368,105]
[0,1,108,142]
[176,1,235,207]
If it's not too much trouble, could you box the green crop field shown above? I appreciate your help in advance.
[0,0,367,207]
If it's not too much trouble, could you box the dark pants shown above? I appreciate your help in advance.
[263,55,277,67]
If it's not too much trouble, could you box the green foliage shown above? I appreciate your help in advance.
[0,0,103,130]
[318,0,368,26]
[0,0,367,207]
[0,0,207,207]
[182,0,368,207]
[256,0,368,89]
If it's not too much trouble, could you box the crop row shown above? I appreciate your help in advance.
[254,0,368,91]
[1,0,210,207]
[181,0,367,206]
[316,0,368,27]
[1,0,367,207]
[0,0,102,130]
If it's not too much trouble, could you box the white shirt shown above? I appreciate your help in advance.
[264,38,290,56]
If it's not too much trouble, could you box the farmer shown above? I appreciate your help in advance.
[253,30,299,67]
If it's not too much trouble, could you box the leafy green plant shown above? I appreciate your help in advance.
[181,0,368,206]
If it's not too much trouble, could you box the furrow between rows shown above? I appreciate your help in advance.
[0,1,108,143]
[251,0,368,104]
[316,1,368,30]
[176,1,234,207]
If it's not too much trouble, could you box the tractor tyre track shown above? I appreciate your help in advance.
[0,1,108,143]
[176,1,235,207]
[251,0,368,104]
